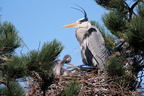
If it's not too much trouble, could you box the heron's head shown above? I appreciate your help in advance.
[62,5,91,28]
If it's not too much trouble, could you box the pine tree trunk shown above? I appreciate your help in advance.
[43,90,46,96]
[6,80,12,96]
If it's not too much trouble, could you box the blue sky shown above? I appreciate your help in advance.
[1,0,107,66]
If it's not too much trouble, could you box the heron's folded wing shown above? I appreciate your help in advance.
[86,26,108,68]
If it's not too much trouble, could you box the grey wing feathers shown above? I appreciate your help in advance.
[86,26,108,71]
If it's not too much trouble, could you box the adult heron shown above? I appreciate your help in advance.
[62,5,108,72]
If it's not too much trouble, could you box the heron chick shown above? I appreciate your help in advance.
[61,55,71,64]
[63,5,108,72]
[53,55,72,75]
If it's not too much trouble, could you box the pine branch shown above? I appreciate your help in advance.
[128,0,142,20]
[123,0,143,21]
[0,55,8,61]
[15,34,31,54]
[0,79,6,85]
[31,71,42,81]
[130,0,142,11]
[66,63,80,69]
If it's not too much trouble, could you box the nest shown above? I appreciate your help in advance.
[48,72,132,96]
[28,69,134,96]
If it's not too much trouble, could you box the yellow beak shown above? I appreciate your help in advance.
[62,22,79,27]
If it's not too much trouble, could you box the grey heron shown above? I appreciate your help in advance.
[53,55,71,75]
[62,5,108,72]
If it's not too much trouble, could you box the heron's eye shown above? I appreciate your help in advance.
[79,21,82,24]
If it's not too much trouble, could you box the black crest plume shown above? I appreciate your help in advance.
[71,4,88,22]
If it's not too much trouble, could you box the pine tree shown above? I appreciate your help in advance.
[26,39,64,96]
[94,0,144,90]
[0,21,64,96]
[0,22,25,96]
[59,80,81,96]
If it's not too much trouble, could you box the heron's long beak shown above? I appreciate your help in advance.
[62,22,79,27]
